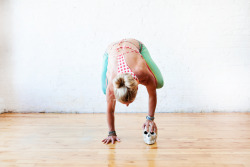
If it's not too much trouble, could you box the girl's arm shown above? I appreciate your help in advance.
[147,86,157,118]
[106,85,116,131]
[137,68,157,118]
[139,70,158,133]
[102,84,121,144]
[146,74,157,118]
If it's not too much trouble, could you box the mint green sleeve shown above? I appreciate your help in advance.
[101,52,108,94]
[140,44,164,89]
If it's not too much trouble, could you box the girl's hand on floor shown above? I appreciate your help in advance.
[102,136,121,144]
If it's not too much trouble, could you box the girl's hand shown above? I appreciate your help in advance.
[142,120,157,133]
[102,135,121,144]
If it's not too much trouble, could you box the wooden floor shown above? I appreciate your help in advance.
[0,113,250,167]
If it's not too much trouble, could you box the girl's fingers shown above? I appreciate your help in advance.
[103,137,122,144]
[152,123,157,133]
[151,125,154,132]
[146,122,150,132]
[105,139,111,144]
[155,125,158,132]
[142,123,145,129]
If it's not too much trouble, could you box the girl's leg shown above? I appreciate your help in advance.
[138,41,164,89]
[102,52,109,94]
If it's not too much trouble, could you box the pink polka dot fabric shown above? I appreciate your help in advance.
[114,40,141,82]
[117,53,139,81]
[113,39,147,82]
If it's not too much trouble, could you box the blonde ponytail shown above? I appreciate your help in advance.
[113,73,138,103]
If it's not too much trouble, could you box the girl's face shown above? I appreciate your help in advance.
[120,100,133,107]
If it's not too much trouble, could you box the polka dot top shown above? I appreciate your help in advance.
[115,42,140,82]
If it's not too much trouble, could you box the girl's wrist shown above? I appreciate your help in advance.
[146,115,155,121]
[108,131,117,136]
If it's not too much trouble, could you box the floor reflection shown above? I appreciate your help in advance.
[106,141,158,167]
[145,143,158,167]
[107,144,116,167]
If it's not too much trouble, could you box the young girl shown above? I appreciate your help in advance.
[101,38,163,144]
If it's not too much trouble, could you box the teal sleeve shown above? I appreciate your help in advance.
[140,43,164,89]
[102,52,109,94]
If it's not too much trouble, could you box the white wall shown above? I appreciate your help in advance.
[0,0,12,114]
[0,0,250,113]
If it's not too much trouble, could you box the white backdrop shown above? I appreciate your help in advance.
[0,0,250,113]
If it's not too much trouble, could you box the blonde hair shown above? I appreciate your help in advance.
[113,73,138,103]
